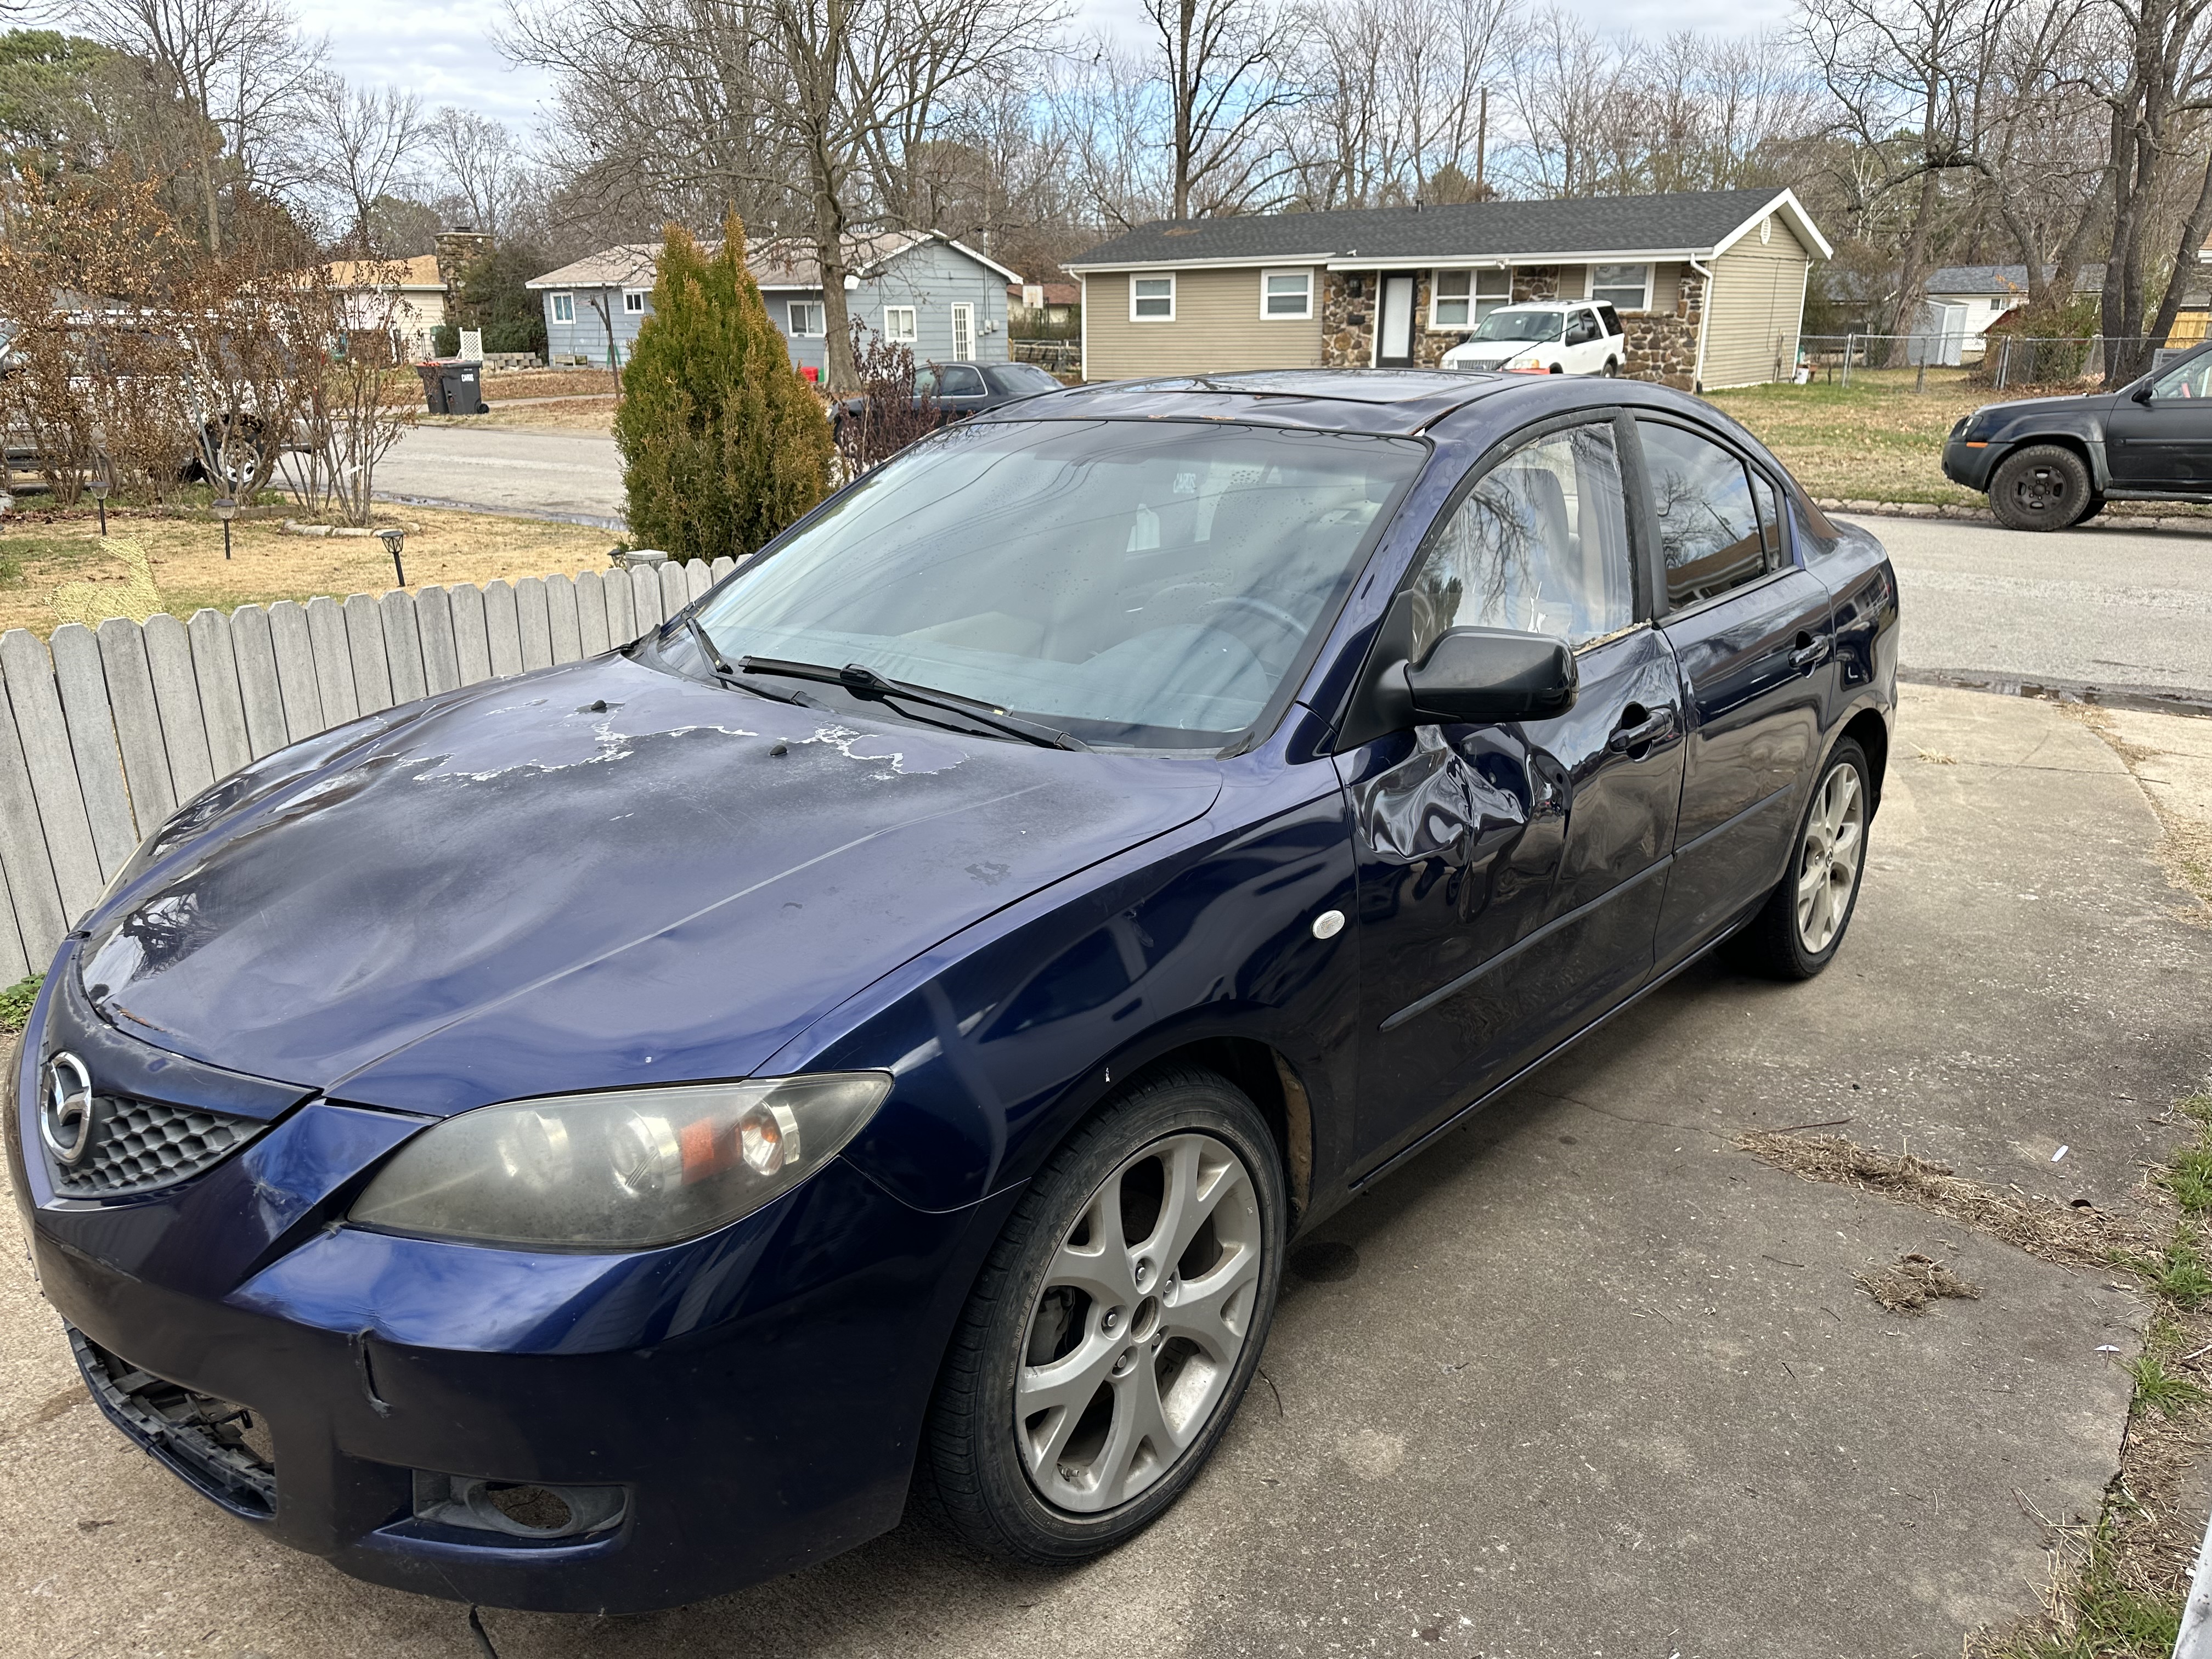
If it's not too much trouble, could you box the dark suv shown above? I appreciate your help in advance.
[1942,342,2212,528]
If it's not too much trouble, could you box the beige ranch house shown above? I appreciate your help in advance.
[1068,187,1829,392]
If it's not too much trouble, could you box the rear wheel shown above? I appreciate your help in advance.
[1726,738,1870,980]
[1989,444,2092,531]
[923,1069,1285,1564]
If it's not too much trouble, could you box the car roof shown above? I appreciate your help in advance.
[976,369,1521,436]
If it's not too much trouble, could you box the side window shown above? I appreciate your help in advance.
[1405,422,1634,658]
[1639,421,1769,608]
[1566,310,1601,346]
[939,364,986,397]
[1750,471,1784,570]
[1598,303,1623,337]
[2148,356,2212,399]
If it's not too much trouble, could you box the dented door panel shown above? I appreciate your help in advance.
[1337,625,1684,1172]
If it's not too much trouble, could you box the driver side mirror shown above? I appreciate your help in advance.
[1404,627,1579,723]
[2132,383,2156,404]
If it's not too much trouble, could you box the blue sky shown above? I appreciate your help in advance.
[297,0,1757,130]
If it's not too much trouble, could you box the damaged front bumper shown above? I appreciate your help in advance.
[8,957,1016,1613]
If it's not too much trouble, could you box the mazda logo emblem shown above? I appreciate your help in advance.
[40,1052,96,1167]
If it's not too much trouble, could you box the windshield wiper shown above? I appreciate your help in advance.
[680,615,812,704]
[736,656,1091,752]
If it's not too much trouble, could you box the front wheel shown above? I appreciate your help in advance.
[1989,444,2092,531]
[923,1068,1286,1564]
[1726,738,1871,980]
[1601,358,1620,377]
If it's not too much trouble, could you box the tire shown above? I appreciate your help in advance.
[1726,738,1871,981]
[1989,443,2093,531]
[923,1067,1286,1565]
[2073,490,2106,527]
[1601,358,1620,377]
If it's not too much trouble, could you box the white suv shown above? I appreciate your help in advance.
[1440,301,1624,376]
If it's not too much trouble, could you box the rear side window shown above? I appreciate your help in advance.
[1598,303,1623,337]
[1406,421,1634,654]
[1638,420,1769,609]
[1750,471,1784,569]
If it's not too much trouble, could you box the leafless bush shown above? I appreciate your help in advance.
[832,322,940,475]
[276,263,416,526]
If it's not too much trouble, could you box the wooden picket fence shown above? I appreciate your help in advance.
[0,555,737,983]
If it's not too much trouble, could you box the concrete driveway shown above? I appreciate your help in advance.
[3,681,2207,1658]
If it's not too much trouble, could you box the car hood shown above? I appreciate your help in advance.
[1444,340,1543,365]
[1972,392,2119,425]
[78,656,1222,1115]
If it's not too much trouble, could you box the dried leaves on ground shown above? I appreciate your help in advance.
[1854,1251,1983,1313]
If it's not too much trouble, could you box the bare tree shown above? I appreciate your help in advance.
[1145,0,1307,217]
[64,0,324,250]
[427,105,528,235]
[505,0,1060,391]
[304,77,429,254]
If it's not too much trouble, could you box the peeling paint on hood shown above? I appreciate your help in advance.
[80,656,1222,1114]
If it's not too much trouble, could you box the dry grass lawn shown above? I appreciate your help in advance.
[422,396,618,434]
[0,505,619,639]
[1706,368,1997,505]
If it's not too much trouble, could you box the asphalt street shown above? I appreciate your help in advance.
[375,426,627,528]
[1840,512,2212,703]
[3,682,2208,1658]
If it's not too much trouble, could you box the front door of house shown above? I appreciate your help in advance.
[950,303,975,362]
[1376,274,1417,367]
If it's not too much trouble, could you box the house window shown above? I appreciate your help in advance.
[623,289,647,314]
[550,292,574,323]
[787,301,826,337]
[1130,273,1175,321]
[1590,263,1652,311]
[1431,268,1512,329]
[1261,269,1312,319]
[883,306,917,342]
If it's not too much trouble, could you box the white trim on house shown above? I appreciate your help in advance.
[1589,262,1653,311]
[550,292,575,323]
[1430,267,1514,329]
[883,305,917,342]
[1709,189,1833,261]
[622,289,648,314]
[1067,250,1338,275]
[940,237,1025,286]
[1130,273,1176,321]
[1690,258,1715,389]
[1260,268,1314,319]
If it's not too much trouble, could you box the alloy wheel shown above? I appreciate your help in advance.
[1796,761,1865,953]
[1015,1132,1262,1514]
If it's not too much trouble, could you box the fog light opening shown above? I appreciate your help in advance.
[411,1470,628,1541]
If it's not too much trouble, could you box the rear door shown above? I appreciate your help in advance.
[1635,417,1836,970]
[1340,414,1685,1172]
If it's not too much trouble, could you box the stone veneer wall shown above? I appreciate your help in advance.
[1621,267,1704,390]
[1322,263,1706,388]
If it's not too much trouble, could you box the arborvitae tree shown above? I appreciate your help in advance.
[614,214,832,561]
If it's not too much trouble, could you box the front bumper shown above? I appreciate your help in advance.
[1941,435,1997,490]
[9,964,1015,1613]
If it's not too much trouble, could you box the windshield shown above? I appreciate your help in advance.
[1471,309,1564,343]
[687,419,1426,749]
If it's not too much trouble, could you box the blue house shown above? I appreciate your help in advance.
[526,231,1023,379]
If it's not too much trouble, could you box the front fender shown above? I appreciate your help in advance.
[777,764,1360,1216]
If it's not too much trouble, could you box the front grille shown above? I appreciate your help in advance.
[70,1328,276,1517]
[49,1092,267,1197]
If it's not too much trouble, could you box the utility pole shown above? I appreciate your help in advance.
[1476,87,1489,197]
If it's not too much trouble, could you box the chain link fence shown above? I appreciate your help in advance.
[1797,332,2189,392]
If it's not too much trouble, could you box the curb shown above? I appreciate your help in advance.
[1816,496,2212,534]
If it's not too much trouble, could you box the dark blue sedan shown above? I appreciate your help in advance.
[7,370,1897,1613]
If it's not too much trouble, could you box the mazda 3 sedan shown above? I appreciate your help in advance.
[8,369,1897,1613]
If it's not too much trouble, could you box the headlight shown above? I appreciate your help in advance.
[349,1073,891,1249]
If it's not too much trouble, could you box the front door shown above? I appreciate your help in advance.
[1376,274,1417,367]
[1635,416,1837,968]
[949,303,975,363]
[1341,415,1685,1173]
[2106,353,2212,487]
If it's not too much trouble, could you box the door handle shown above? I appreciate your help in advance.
[1607,707,1676,753]
[1789,633,1830,670]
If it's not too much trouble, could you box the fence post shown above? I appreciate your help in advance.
[1915,351,1927,393]
[1841,334,1854,387]
[1996,337,2010,392]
